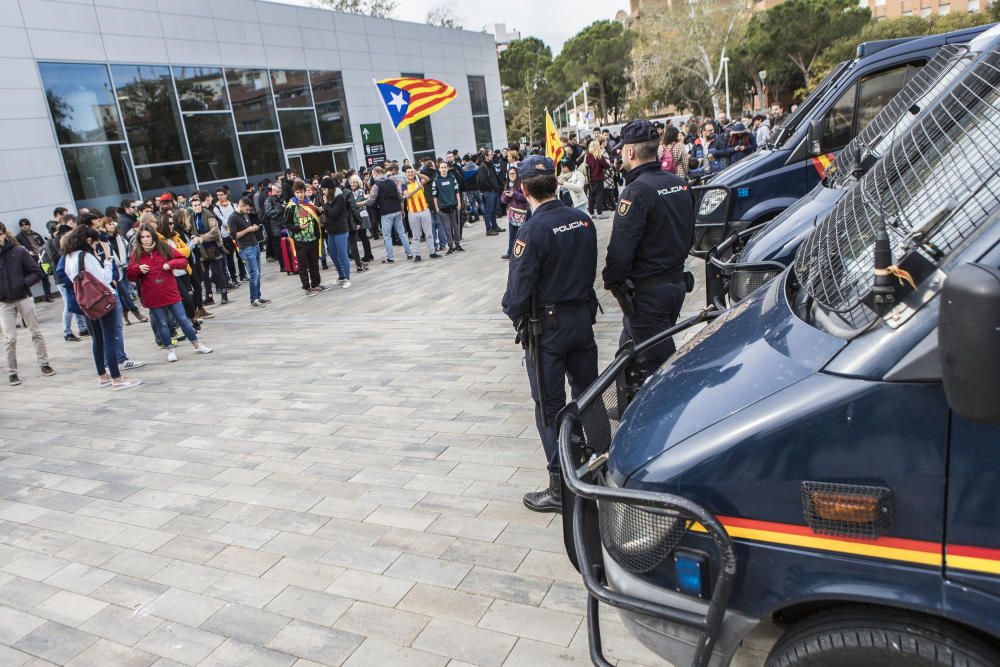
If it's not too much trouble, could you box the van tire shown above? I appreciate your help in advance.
[765,606,1000,667]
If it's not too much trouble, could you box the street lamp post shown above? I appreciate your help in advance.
[722,56,731,120]
[759,70,768,112]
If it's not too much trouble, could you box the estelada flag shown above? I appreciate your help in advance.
[376,77,457,130]
[545,110,564,165]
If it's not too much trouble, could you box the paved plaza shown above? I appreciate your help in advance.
[0,219,709,667]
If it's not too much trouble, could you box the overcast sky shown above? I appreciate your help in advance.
[276,0,630,53]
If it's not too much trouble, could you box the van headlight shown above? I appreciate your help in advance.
[598,477,688,574]
[698,189,727,216]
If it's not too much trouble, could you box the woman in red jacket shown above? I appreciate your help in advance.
[127,224,213,363]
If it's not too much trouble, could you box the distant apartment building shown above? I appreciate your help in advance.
[858,0,982,17]
[616,0,672,28]
[486,23,521,55]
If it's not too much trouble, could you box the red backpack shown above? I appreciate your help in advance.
[73,252,116,320]
[660,145,676,174]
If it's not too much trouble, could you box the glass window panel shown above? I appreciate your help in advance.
[110,64,187,166]
[409,116,434,154]
[821,82,856,153]
[413,149,436,163]
[468,76,489,116]
[310,70,345,103]
[135,162,196,198]
[473,116,493,150]
[184,114,244,182]
[226,68,277,132]
[278,109,319,149]
[39,62,123,144]
[333,150,351,171]
[61,143,136,207]
[857,64,914,135]
[239,132,283,179]
[316,100,350,145]
[174,66,229,112]
[270,69,312,108]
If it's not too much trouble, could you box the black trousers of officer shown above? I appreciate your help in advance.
[525,305,598,473]
[620,281,686,372]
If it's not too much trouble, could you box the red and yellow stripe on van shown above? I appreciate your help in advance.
[810,152,836,177]
[689,515,1000,576]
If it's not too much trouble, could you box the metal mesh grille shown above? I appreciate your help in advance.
[599,498,689,574]
[578,367,633,455]
[795,48,1000,329]
[801,481,892,539]
[828,44,971,187]
[730,268,782,302]
[693,186,730,251]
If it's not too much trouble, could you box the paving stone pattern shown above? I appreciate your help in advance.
[0,219,713,666]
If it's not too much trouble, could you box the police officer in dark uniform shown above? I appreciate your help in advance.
[502,155,599,513]
[603,120,695,376]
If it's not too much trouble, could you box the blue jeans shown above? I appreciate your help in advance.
[328,232,350,280]
[239,245,261,303]
[87,309,120,378]
[150,302,198,348]
[380,212,411,261]
[466,190,483,219]
[57,284,87,336]
[483,191,499,230]
[507,223,521,257]
[116,279,137,312]
[113,293,128,364]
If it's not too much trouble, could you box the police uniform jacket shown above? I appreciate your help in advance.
[502,199,597,321]
[602,161,694,288]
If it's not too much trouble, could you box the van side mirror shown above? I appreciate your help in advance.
[939,263,1000,423]
[807,120,823,156]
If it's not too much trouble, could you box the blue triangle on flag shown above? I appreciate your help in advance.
[377,83,410,129]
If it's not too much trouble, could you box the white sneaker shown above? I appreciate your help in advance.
[194,344,213,354]
[122,359,145,370]
[251,300,266,308]
[166,349,178,362]
[112,378,142,391]
[338,279,347,285]
[464,222,474,228]
[342,280,351,289]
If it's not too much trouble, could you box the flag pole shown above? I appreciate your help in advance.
[372,78,412,166]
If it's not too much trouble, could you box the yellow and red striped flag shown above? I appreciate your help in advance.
[376,77,457,130]
[545,110,564,165]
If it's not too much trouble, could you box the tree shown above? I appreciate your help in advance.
[499,37,555,144]
[632,0,750,120]
[744,0,870,90]
[314,0,396,18]
[547,20,635,123]
[426,1,461,28]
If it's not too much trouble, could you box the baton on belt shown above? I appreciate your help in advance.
[520,295,548,427]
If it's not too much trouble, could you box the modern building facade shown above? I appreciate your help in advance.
[0,0,506,226]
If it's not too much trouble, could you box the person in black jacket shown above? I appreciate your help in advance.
[263,183,287,271]
[476,152,504,236]
[320,176,352,287]
[15,219,53,302]
[0,222,54,385]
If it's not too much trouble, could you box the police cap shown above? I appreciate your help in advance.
[619,119,660,145]
[517,155,555,179]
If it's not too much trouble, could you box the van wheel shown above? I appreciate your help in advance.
[765,607,1000,667]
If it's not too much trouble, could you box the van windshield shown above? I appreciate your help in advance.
[793,49,1000,333]
[772,61,851,149]
[826,44,972,188]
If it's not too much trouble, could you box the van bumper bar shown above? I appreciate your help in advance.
[558,310,737,667]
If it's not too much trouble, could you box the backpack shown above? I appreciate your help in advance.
[73,252,116,320]
[660,146,676,174]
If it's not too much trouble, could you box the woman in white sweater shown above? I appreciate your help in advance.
[63,225,141,391]
[557,161,587,210]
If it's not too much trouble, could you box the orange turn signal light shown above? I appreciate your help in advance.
[810,492,880,523]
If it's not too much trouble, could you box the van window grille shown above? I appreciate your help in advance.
[827,44,970,187]
[795,48,1000,329]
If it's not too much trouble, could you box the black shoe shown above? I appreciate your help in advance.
[383,258,395,264]
[523,472,562,513]
[446,248,455,256]
[204,297,215,305]
[501,254,510,260]
[429,253,442,259]
[64,334,80,342]
[40,365,55,376]
[8,373,20,386]
[259,298,272,304]
[414,256,422,262]
[79,330,91,337]
[220,293,229,305]
[456,245,466,252]
[406,255,413,261]
[497,227,506,232]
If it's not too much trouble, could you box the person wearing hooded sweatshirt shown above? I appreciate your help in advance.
[127,223,213,364]
[0,222,54,386]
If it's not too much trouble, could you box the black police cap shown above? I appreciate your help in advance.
[620,120,660,145]
[517,155,555,179]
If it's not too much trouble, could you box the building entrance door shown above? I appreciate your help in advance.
[287,148,354,179]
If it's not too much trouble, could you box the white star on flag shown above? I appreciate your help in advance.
[389,91,406,111]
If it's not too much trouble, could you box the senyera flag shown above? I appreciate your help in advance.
[376,78,457,130]
[545,110,564,165]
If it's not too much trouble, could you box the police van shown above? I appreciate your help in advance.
[705,25,1000,308]
[558,31,1000,667]
[690,25,991,258]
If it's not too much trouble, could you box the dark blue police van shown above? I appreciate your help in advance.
[691,25,990,257]
[705,25,1000,309]
[558,37,1000,667]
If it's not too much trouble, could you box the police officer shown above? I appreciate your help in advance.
[502,155,599,513]
[603,119,695,375]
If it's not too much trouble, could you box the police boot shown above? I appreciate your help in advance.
[523,471,562,513]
